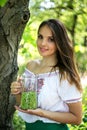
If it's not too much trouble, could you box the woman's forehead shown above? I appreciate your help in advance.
[38,25,53,36]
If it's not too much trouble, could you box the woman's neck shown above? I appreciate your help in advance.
[40,54,57,67]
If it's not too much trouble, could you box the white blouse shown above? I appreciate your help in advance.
[18,68,82,123]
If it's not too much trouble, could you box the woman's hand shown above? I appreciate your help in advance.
[15,105,43,117]
[11,79,23,95]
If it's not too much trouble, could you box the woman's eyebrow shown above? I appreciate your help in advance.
[38,33,53,37]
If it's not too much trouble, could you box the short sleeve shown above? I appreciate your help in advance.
[58,79,82,103]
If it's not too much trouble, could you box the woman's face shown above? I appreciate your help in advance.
[37,25,57,57]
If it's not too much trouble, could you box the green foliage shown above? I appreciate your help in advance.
[13,111,25,130]
[29,0,87,46]
[19,22,40,59]
[75,46,87,73]
[18,21,41,72]
[0,0,7,6]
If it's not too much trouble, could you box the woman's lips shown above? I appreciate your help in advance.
[39,47,48,52]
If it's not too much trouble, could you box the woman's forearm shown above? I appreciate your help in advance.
[32,102,82,125]
[41,109,81,125]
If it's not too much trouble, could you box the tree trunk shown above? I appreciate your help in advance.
[0,0,30,129]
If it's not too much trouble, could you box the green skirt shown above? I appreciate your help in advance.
[25,120,69,130]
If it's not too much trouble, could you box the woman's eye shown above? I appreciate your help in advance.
[48,37,54,42]
[38,35,43,39]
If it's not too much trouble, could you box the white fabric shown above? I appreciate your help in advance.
[18,68,82,123]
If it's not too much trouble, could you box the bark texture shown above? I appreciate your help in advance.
[0,0,30,129]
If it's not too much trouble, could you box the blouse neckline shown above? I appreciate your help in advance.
[25,68,59,77]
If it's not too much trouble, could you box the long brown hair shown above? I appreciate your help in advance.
[38,19,82,92]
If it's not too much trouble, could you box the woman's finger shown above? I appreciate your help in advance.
[14,105,28,113]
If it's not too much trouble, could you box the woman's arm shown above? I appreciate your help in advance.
[41,102,82,125]
[15,101,82,125]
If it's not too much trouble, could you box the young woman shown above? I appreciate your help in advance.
[11,19,82,130]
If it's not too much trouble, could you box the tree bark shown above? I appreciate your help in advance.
[0,0,30,129]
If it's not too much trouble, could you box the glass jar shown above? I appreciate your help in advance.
[20,75,37,110]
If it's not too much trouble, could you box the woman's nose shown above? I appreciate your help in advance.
[41,39,47,45]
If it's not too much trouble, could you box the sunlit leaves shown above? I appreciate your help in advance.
[18,21,40,65]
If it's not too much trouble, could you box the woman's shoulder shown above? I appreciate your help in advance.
[26,59,40,71]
